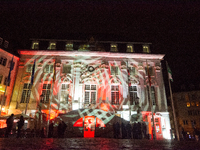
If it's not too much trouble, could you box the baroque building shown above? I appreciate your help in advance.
[9,38,171,139]
[0,37,19,117]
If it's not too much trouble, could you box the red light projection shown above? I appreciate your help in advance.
[73,117,83,127]
[42,109,58,120]
[73,116,105,138]
[100,103,109,112]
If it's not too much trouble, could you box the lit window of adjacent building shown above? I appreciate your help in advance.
[84,84,96,104]
[127,44,134,53]
[196,102,199,106]
[143,45,150,53]
[183,120,188,125]
[61,83,69,103]
[41,84,51,103]
[0,57,7,66]
[187,102,190,107]
[130,86,138,105]
[44,65,53,73]
[110,44,118,52]
[191,101,195,106]
[48,42,56,50]
[65,42,73,51]
[0,75,3,84]
[111,85,119,105]
[31,41,39,50]
[20,83,32,103]
[111,66,119,75]
[62,64,71,73]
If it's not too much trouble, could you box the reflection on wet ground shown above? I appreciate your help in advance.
[0,138,200,150]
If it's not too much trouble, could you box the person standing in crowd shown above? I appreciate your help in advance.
[115,122,120,139]
[61,121,67,138]
[5,114,14,138]
[48,121,54,138]
[57,121,62,138]
[121,122,127,139]
[126,122,132,139]
[17,115,24,138]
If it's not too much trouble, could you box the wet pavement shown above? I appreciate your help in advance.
[0,138,200,150]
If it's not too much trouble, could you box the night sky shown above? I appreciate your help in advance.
[1,1,200,95]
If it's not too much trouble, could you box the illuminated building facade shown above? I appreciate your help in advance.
[172,86,200,139]
[0,37,19,116]
[9,39,171,139]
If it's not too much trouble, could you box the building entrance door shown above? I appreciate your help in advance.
[83,116,96,138]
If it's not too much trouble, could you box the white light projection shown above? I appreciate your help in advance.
[20,51,170,139]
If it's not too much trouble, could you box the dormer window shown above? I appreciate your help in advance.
[111,44,118,52]
[127,44,134,53]
[48,42,56,50]
[65,42,73,51]
[31,41,39,50]
[143,45,150,53]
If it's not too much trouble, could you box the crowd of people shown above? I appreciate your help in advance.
[4,114,67,138]
[113,121,148,139]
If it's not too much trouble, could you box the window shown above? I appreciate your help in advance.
[48,42,56,50]
[111,85,119,105]
[84,85,96,104]
[62,64,71,73]
[196,102,199,106]
[7,60,15,69]
[187,102,190,107]
[0,57,7,66]
[4,77,10,86]
[44,65,53,73]
[128,67,136,76]
[110,44,118,52]
[4,40,9,48]
[145,66,154,76]
[41,84,51,103]
[0,75,3,84]
[183,120,188,125]
[127,44,134,52]
[31,41,39,50]
[20,83,32,103]
[147,86,156,105]
[61,84,69,103]
[0,37,3,45]
[143,45,150,53]
[111,66,119,75]
[191,101,195,106]
[65,42,73,51]
[26,64,33,72]
[191,120,196,126]
[130,86,138,105]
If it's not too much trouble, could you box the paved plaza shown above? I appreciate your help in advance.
[0,138,200,150]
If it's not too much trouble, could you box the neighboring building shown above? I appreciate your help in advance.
[0,37,19,116]
[172,85,200,139]
[9,38,171,139]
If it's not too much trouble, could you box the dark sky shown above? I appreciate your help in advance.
[1,1,200,93]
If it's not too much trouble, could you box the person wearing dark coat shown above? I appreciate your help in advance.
[126,123,132,139]
[48,121,54,138]
[5,114,14,138]
[17,115,24,138]
[61,121,67,138]
[121,122,127,139]
[57,121,63,138]
[115,122,120,139]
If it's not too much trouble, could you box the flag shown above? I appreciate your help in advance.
[31,59,36,85]
[146,62,151,86]
[7,56,14,84]
[167,62,173,82]
[53,62,56,83]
